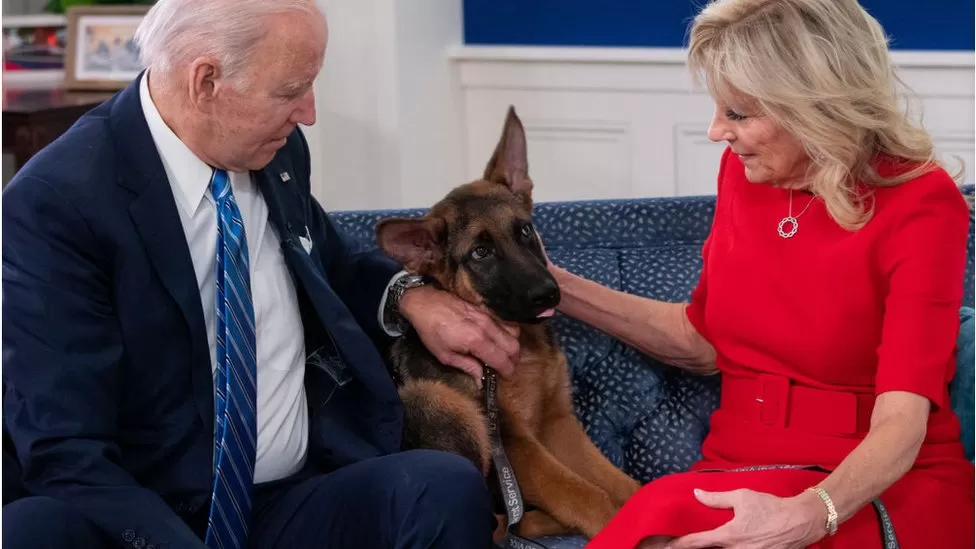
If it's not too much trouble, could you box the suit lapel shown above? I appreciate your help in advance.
[110,74,214,435]
[253,162,329,295]
[253,163,318,267]
[254,163,398,402]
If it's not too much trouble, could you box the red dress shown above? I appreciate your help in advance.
[586,148,975,548]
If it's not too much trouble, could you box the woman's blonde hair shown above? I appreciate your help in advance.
[687,0,963,230]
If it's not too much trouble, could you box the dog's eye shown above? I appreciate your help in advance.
[520,223,533,238]
[471,245,491,261]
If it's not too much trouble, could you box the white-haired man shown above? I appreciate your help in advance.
[1,1,517,548]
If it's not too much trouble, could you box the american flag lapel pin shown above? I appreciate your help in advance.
[280,171,291,182]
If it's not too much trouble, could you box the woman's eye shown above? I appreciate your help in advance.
[471,246,491,260]
[726,109,746,121]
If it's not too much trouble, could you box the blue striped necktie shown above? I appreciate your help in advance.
[204,168,257,549]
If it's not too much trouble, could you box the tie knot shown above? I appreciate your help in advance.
[210,169,231,201]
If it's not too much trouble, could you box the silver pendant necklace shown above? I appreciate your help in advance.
[777,189,818,239]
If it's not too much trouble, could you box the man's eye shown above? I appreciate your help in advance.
[278,86,307,100]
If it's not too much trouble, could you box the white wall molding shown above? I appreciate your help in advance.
[451,46,975,203]
[449,45,692,65]
[449,45,976,69]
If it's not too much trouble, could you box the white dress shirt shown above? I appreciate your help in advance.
[139,73,308,483]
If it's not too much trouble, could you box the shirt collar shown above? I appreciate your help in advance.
[139,70,215,217]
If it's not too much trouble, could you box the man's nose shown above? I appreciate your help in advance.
[292,89,316,126]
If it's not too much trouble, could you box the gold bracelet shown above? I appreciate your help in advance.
[808,486,838,536]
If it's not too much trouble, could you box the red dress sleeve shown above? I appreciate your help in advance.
[685,147,732,342]
[874,171,971,408]
[685,236,711,341]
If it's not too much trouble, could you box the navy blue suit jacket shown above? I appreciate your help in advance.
[2,75,405,548]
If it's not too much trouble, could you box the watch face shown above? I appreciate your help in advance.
[401,275,427,289]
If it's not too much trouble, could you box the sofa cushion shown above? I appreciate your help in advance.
[966,191,974,309]
[618,247,704,302]
[546,249,620,378]
[529,197,715,250]
[951,306,975,461]
[529,199,721,483]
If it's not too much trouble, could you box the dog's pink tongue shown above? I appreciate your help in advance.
[537,308,556,318]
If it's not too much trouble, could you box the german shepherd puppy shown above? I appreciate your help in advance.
[375,106,641,539]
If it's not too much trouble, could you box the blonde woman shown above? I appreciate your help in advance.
[546,1,974,547]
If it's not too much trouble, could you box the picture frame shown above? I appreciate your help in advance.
[3,14,68,89]
[63,5,150,91]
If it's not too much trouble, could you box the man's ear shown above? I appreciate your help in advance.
[375,216,447,273]
[187,57,220,110]
[483,105,533,200]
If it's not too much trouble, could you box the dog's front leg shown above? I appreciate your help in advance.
[517,510,571,538]
[541,414,642,507]
[505,434,619,539]
[495,509,570,540]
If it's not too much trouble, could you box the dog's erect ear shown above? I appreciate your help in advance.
[483,105,533,199]
[375,216,447,273]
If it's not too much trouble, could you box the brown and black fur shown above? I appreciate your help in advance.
[375,106,641,540]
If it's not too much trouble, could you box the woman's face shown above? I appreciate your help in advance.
[706,96,809,186]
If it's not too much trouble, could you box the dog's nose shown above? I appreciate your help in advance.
[527,278,560,309]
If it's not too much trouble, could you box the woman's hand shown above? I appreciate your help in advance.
[666,488,827,549]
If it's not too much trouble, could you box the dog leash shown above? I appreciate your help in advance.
[482,366,553,549]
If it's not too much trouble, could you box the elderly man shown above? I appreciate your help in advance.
[1,0,518,548]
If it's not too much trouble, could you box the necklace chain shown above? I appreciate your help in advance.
[777,189,817,239]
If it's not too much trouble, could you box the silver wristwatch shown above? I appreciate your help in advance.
[384,273,429,334]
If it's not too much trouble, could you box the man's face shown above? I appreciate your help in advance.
[208,12,326,172]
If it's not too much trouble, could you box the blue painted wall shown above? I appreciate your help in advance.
[463,0,974,51]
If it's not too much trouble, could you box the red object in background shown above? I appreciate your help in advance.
[3,25,65,71]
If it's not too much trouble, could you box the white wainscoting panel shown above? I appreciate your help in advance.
[451,46,976,203]
[463,90,647,201]
[519,117,634,201]
[674,124,727,197]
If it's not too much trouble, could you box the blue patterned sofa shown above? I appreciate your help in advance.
[332,190,975,549]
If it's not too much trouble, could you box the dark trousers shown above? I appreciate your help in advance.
[2,449,496,549]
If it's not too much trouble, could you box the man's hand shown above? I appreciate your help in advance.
[399,286,520,383]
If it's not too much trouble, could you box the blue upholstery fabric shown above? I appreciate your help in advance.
[953,185,975,464]
[965,186,975,310]
[952,306,975,462]
[332,189,974,549]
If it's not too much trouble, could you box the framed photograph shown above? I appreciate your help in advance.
[3,14,68,89]
[64,5,150,91]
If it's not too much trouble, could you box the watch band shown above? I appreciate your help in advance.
[384,273,429,334]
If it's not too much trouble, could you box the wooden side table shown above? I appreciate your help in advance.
[2,87,115,172]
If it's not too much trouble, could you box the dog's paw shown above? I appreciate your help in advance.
[492,513,508,542]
